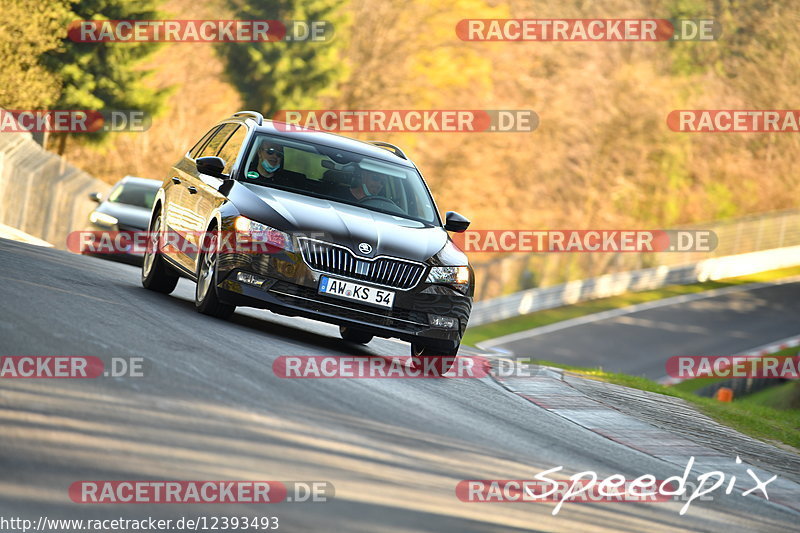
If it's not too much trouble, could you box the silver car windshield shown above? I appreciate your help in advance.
[107,182,158,209]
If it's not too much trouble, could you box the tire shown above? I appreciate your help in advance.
[141,208,179,294]
[195,226,236,319]
[409,342,459,375]
[339,326,373,344]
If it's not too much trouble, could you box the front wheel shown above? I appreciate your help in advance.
[141,209,179,294]
[195,229,236,319]
[409,342,459,374]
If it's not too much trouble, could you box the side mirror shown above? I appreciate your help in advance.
[196,156,228,179]
[88,192,102,203]
[444,211,470,232]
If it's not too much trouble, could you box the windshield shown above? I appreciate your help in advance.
[107,181,158,208]
[240,134,439,225]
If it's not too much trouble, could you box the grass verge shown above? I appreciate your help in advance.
[463,265,800,346]
[739,382,799,410]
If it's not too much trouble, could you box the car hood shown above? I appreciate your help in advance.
[231,183,449,262]
[96,202,152,229]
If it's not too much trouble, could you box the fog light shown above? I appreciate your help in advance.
[236,271,267,287]
[429,315,458,329]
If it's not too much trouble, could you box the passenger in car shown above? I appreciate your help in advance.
[246,140,305,187]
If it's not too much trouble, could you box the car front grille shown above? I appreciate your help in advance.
[298,239,426,290]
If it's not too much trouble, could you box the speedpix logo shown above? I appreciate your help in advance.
[458,456,777,516]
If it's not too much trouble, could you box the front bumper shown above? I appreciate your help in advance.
[215,250,472,349]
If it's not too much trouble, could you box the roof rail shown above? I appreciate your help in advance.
[367,141,407,160]
[232,110,264,125]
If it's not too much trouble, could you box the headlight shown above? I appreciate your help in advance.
[426,266,470,292]
[89,211,118,227]
[233,216,293,252]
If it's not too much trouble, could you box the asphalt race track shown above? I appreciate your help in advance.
[487,281,800,380]
[0,237,798,532]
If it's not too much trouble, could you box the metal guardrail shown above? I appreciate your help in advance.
[471,209,800,302]
[695,376,795,399]
[469,244,800,327]
[0,128,109,248]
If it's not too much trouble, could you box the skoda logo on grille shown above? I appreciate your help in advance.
[358,242,372,255]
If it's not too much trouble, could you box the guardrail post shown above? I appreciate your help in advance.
[778,214,787,248]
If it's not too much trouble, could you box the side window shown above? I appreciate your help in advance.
[216,126,247,175]
[189,126,220,159]
[198,124,237,158]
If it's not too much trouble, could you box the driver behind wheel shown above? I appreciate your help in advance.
[348,168,386,201]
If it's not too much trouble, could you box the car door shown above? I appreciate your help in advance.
[163,126,219,272]
[182,123,242,273]
[165,124,234,274]
[164,126,217,236]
